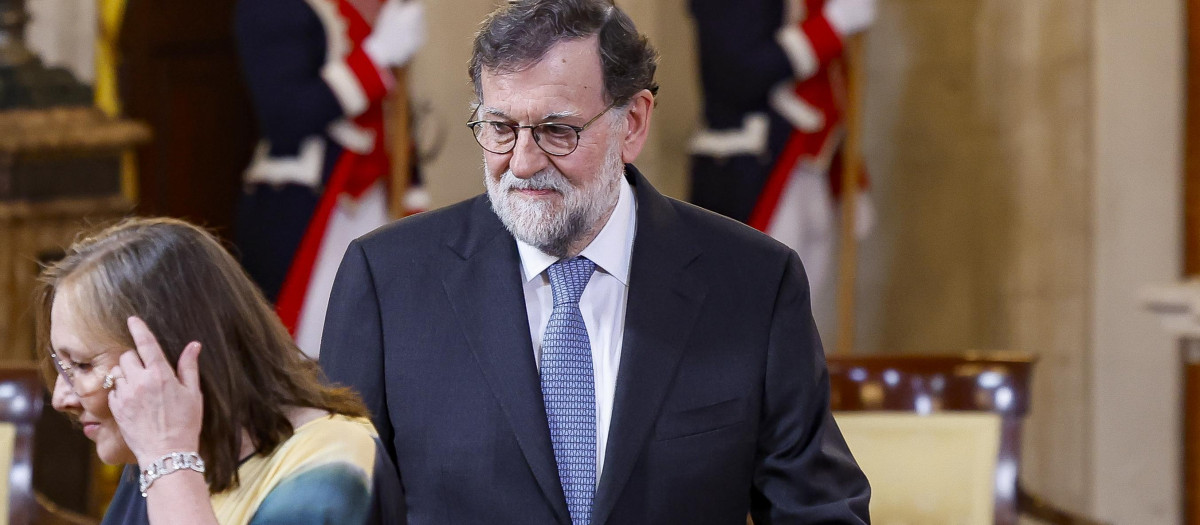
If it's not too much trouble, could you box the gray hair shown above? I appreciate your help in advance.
[468,0,659,106]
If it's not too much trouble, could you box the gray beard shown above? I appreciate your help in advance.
[485,138,624,258]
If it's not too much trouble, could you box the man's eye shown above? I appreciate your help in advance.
[540,125,575,139]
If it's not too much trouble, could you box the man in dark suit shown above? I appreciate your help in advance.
[319,1,870,523]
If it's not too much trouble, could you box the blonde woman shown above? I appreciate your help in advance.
[41,218,401,524]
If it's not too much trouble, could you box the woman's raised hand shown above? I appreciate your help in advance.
[107,316,204,466]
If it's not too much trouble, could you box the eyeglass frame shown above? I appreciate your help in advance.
[49,350,112,398]
[466,99,621,157]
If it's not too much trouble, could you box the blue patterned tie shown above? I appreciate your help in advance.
[541,256,597,525]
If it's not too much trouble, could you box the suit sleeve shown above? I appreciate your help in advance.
[750,251,870,523]
[234,0,388,154]
[689,0,843,108]
[319,241,396,459]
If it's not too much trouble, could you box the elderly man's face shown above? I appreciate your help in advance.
[479,36,627,257]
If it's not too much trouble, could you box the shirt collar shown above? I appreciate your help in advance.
[516,175,637,285]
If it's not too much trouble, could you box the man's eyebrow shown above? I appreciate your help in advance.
[481,106,511,120]
[479,107,582,123]
[543,110,581,122]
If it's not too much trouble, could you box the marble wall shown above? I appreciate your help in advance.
[404,0,496,202]
[856,0,1095,514]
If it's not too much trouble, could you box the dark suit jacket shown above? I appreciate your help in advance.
[319,166,870,524]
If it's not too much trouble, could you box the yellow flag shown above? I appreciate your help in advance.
[94,0,127,117]
[94,0,138,202]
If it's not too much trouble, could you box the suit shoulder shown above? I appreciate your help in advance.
[354,195,483,254]
[666,197,795,261]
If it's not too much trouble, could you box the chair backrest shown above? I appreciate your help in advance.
[826,352,1034,525]
[0,364,45,525]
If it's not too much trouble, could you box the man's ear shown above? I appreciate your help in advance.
[619,89,655,163]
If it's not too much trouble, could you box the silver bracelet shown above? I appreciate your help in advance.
[139,451,206,497]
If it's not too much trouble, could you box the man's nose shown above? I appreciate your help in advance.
[508,128,549,179]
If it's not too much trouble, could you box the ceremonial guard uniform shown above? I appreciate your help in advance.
[689,0,874,296]
[234,0,424,354]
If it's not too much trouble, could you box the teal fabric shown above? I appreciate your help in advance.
[101,435,401,524]
[248,463,371,524]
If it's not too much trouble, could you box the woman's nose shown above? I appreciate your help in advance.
[50,375,81,413]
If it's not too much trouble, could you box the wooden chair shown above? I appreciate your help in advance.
[826,352,1104,525]
[0,364,45,525]
[0,363,97,525]
[32,493,95,525]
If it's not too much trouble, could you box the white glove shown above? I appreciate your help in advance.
[823,0,876,37]
[363,0,426,68]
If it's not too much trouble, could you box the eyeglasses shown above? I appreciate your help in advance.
[50,351,112,398]
[466,100,619,157]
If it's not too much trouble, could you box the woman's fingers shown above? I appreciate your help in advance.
[127,316,167,369]
[118,349,144,376]
[177,342,202,391]
[105,365,127,421]
[105,341,205,463]
[106,365,123,386]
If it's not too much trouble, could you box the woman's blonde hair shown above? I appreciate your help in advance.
[35,217,367,492]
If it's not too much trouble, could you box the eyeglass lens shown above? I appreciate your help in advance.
[50,352,109,397]
[473,122,579,156]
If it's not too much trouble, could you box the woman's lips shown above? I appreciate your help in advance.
[82,422,100,439]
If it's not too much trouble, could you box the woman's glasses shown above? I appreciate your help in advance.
[50,351,111,398]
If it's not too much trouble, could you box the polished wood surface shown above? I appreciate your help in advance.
[835,36,864,357]
[1184,346,1200,524]
[120,0,256,240]
[828,352,1033,415]
[1187,2,1200,517]
[0,197,132,362]
[34,492,96,525]
[0,107,146,363]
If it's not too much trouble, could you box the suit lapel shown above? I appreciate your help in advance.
[440,197,570,525]
[592,167,708,525]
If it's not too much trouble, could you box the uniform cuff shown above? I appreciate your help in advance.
[320,47,390,118]
[776,15,845,80]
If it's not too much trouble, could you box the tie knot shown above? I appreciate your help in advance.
[547,256,596,306]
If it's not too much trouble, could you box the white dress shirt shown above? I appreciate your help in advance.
[516,176,637,482]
